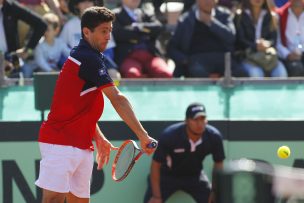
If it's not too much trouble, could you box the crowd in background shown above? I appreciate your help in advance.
[0,0,304,79]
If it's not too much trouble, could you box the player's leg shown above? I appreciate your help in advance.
[66,192,89,203]
[36,144,87,202]
[68,148,94,202]
[41,189,66,203]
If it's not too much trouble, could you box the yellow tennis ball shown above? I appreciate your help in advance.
[277,146,291,159]
[114,80,120,86]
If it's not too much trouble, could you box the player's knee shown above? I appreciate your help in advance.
[42,189,65,203]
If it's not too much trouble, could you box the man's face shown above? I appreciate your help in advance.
[83,22,112,52]
[197,0,216,14]
[186,116,207,136]
[122,0,141,10]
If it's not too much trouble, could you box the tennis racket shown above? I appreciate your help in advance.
[112,139,157,182]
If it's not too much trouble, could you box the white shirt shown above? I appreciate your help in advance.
[0,6,8,53]
[189,138,202,152]
[277,8,304,59]
[286,9,304,52]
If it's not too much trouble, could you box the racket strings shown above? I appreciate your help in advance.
[115,143,135,179]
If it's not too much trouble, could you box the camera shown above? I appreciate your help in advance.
[5,52,21,78]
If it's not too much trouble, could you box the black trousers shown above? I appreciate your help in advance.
[143,173,211,203]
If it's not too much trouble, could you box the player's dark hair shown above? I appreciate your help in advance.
[81,6,115,38]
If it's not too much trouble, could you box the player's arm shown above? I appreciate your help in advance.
[102,86,156,155]
[149,160,162,203]
[93,124,118,170]
[208,161,224,203]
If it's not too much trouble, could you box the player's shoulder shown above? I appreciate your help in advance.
[70,42,99,64]
[205,124,223,139]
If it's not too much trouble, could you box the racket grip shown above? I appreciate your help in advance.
[147,141,158,148]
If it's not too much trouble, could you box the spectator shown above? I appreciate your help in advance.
[112,0,173,78]
[167,0,240,78]
[234,0,288,77]
[34,13,70,74]
[60,0,121,79]
[152,0,237,24]
[58,0,74,20]
[60,0,93,49]
[17,0,66,46]
[276,0,304,76]
[0,0,47,78]
[144,103,225,203]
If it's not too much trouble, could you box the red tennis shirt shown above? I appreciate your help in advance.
[38,39,114,150]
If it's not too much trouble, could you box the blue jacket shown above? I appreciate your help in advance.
[167,6,236,66]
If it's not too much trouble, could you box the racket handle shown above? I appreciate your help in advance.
[147,141,158,148]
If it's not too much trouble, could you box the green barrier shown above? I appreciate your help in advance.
[31,74,304,121]
[33,72,59,120]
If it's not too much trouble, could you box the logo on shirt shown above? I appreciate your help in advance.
[99,68,106,76]
[174,148,185,153]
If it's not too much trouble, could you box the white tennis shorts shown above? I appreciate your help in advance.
[35,142,94,198]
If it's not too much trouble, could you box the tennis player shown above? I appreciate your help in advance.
[35,6,156,203]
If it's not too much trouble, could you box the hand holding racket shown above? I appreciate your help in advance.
[138,135,158,155]
[112,139,158,182]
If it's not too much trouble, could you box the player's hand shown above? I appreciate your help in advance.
[95,138,118,170]
[138,133,157,155]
